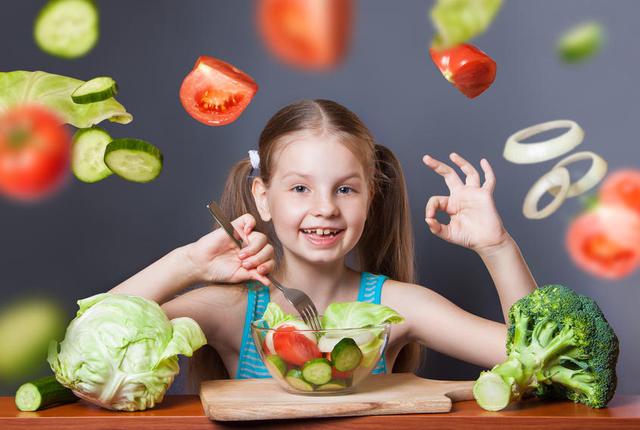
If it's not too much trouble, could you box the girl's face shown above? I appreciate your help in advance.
[253,132,371,265]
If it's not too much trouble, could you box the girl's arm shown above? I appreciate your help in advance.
[110,214,275,304]
[476,235,537,321]
[422,153,537,321]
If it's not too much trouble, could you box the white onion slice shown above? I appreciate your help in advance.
[548,151,608,198]
[522,167,571,219]
[504,120,584,164]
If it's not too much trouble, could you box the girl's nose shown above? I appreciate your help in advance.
[311,193,339,217]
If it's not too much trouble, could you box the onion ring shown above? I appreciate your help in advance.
[504,120,584,164]
[548,151,608,198]
[523,167,571,219]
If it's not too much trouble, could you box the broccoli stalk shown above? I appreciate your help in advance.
[473,285,618,411]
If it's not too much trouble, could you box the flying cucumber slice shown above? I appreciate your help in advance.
[34,0,99,59]
[104,138,163,183]
[72,127,113,183]
[557,22,604,64]
[71,77,118,104]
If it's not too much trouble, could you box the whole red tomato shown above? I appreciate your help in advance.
[429,43,497,99]
[0,105,71,200]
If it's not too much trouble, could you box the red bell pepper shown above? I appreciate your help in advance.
[429,43,497,99]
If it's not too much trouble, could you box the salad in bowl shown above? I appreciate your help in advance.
[251,301,404,395]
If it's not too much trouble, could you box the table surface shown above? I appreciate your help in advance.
[1,395,639,430]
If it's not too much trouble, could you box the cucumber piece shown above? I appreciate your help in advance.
[264,355,287,377]
[301,358,332,385]
[316,379,349,391]
[71,77,118,104]
[72,127,113,183]
[331,338,363,372]
[285,369,314,392]
[34,0,99,59]
[104,138,163,183]
[15,376,77,411]
[557,22,604,64]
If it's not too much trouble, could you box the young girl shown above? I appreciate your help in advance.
[111,99,537,388]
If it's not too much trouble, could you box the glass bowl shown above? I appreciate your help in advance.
[250,319,390,395]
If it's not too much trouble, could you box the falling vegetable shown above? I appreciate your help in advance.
[0,298,65,380]
[0,105,71,200]
[430,0,503,49]
[504,120,608,220]
[557,22,604,64]
[503,120,584,164]
[180,56,258,126]
[0,71,132,129]
[429,43,497,99]
[566,205,640,280]
[599,169,640,216]
[33,0,99,59]
[257,0,353,70]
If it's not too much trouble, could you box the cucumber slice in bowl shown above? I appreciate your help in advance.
[331,338,363,372]
[285,369,314,392]
[104,139,163,183]
[72,127,113,183]
[301,358,332,386]
[34,0,99,59]
[72,77,118,104]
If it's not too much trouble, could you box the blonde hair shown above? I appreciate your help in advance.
[188,100,420,390]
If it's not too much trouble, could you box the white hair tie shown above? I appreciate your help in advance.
[248,150,260,178]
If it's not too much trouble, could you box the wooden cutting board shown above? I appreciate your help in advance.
[200,373,475,421]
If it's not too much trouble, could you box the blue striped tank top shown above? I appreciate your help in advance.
[236,272,389,379]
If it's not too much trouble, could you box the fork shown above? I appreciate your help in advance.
[206,201,323,331]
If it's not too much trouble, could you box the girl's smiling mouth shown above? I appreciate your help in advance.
[300,228,345,247]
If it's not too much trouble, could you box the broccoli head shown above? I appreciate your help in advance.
[473,284,619,411]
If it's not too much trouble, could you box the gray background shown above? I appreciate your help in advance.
[1,0,638,396]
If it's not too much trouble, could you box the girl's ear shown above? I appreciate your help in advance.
[251,177,272,222]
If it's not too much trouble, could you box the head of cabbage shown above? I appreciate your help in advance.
[48,293,206,411]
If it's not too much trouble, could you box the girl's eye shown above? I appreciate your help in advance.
[337,186,354,194]
[292,185,308,193]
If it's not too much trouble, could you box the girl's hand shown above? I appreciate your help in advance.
[423,153,509,254]
[186,213,275,286]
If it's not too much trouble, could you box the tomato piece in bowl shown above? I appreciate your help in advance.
[179,56,258,126]
[273,325,321,366]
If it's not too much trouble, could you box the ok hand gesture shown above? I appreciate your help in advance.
[423,153,509,254]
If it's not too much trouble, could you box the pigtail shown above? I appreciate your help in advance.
[359,144,415,284]
[188,159,276,390]
[358,143,421,373]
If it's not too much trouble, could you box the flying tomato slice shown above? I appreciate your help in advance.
[179,56,258,126]
[429,43,497,99]
[257,0,352,70]
[599,169,640,216]
[566,208,640,279]
[0,105,71,200]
